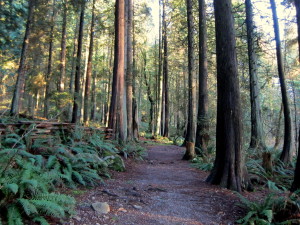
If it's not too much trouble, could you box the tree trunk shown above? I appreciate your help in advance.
[245,0,265,150]
[182,0,196,160]
[291,123,300,192]
[109,0,127,142]
[44,1,56,119]
[270,0,292,164]
[10,0,35,116]
[126,0,134,140]
[90,72,96,121]
[68,18,79,121]
[83,0,96,124]
[132,6,139,140]
[295,0,300,62]
[155,0,163,137]
[162,0,169,138]
[58,1,67,92]
[71,3,85,123]
[206,0,245,192]
[143,53,155,134]
[195,0,209,156]
[274,104,283,149]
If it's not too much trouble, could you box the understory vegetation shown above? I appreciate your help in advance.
[191,143,300,224]
[0,120,146,225]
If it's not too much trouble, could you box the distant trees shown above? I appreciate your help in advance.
[126,0,134,140]
[10,0,35,116]
[162,0,169,137]
[195,0,209,156]
[71,1,85,123]
[245,0,265,150]
[83,0,96,124]
[270,0,292,163]
[182,0,196,160]
[206,0,245,192]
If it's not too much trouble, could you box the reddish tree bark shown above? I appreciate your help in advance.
[206,0,245,192]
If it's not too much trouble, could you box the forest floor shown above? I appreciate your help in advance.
[66,143,247,225]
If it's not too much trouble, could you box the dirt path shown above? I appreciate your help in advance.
[69,145,243,225]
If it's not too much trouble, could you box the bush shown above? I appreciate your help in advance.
[0,126,127,224]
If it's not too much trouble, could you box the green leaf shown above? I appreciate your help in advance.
[33,216,50,225]
[261,209,273,222]
[18,198,38,216]
[4,183,19,194]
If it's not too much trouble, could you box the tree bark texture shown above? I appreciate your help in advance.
[183,0,196,160]
[291,123,300,192]
[206,0,245,192]
[71,3,85,123]
[108,0,127,142]
[83,0,96,124]
[155,0,163,137]
[126,0,134,140]
[10,0,35,116]
[270,0,292,164]
[245,0,265,150]
[295,0,300,62]
[195,0,209,156]
[162,0,169,137]
[132,7,139,140]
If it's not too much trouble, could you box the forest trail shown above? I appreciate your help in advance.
[69,144,243,225]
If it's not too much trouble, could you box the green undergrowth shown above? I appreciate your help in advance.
[246,148,295,192]
[237,148,299,224]
[236,191,300,225]
[0,125,145,225]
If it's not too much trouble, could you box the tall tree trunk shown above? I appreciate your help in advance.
[296,0,300,62]
[109,0,127,142]
[44,1,56,119]
[10,0,35,116]
[195,0,209,156]
[274,104,283,149]
[155,0,163,137]
[183,0,196,160]
[291,123,300,192]
[83,0,96,124]
[126,0,134,140]
[132,6,139,139]
[90,72,96,121]
[206,0,245,192]
[162,0,169,137]
[270,0,292,163]
[143,53,155,134]
[68,18,79,121]
[58,0,67,92]
[71,3,85,123]
[245,0,265,150]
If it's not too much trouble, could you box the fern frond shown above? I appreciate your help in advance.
[4,183,19,194]
[32,216,50,225]
[18,198,38,216]
[7,205,24,225]
[31,200,65,218]
[72,171,86,186]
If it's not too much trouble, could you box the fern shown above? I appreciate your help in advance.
[33,216,50,225]
[7,205,23,225]
[18,198,38,216]
[236,194,275,225]
[30,200,65,218]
